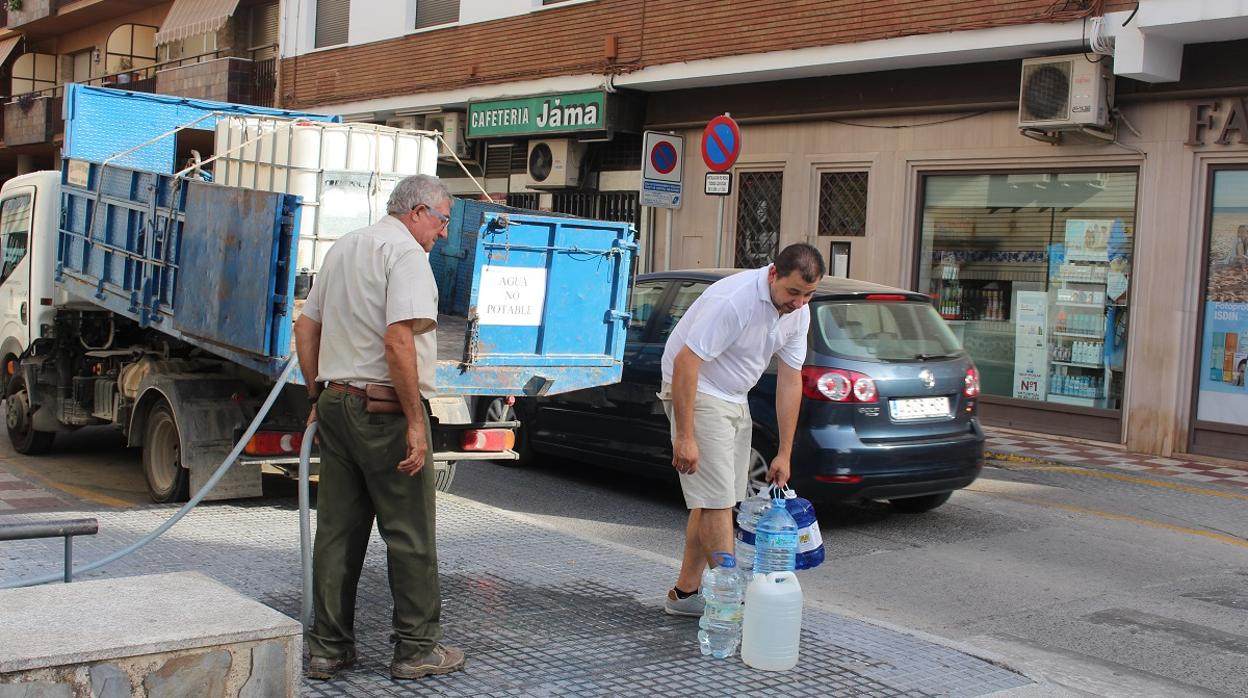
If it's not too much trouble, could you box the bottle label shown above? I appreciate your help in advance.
[797,523,823,553]
[705,601,743,623]
[756,531,797,550]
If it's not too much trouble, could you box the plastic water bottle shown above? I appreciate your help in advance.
[697,552,745,658]
[741,571,804,671]
[734,491,772,574]
[781,490,825,571]
[754,494,798,574]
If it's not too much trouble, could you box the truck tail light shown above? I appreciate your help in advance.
[801,367,878,403]
[964,367,981,398]
[462,429,515,452]
[244,431,303,456]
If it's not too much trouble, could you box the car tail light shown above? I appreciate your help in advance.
[462,428,516,452]
[801,367,878,403]
[816,474,864,484]
[244,431,303,456]
[963,367,981,398]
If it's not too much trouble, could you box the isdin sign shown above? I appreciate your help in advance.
[467,91,607,138]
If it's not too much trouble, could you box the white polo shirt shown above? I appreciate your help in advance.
[301,215,439,396]
[661,266,809,403]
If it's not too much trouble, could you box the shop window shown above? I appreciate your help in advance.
[416,0,460,29]
[818,171,868,237]
[1194,168,1248,437]
[735,171,784,269]
[0,195,31,286]
[11,52,57,94]
[106,24,157,75]
[315,0,350,48]
[916,171,1138,410]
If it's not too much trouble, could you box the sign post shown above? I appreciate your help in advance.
[701,114,741,267]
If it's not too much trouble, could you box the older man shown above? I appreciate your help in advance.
[294,174,465,681]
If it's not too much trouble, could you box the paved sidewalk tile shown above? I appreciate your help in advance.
[0,467,72,512]
[0,497,1033,697]
[984,428,1248,490]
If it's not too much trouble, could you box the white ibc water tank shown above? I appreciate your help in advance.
[211,117,438,274]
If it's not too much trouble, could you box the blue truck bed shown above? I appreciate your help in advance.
[55,86,636,396]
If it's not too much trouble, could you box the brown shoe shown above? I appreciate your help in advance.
[390,643,466,680]
[306,649,356,680]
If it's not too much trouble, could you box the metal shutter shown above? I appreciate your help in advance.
[416,0,459,29]
[315,0,349,48]
[250,2,280,49]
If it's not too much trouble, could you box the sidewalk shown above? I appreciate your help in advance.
[1,494,1033,696]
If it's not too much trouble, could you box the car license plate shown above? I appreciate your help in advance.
[889,396,950,420]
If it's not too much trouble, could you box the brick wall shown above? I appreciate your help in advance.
[280,0,1136,109]
[155,58,257,104]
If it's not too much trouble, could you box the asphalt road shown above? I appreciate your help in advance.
[3,428,1246,696]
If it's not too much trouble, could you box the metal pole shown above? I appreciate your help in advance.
[64,536,72,583]
[714,196,725,268]
[664,208,674,271]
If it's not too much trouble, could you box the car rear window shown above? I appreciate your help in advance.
[811,300,963,362]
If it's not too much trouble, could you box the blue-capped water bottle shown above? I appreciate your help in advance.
[754,493,798,574]
[734,490,772,574]
[697,552,745,658]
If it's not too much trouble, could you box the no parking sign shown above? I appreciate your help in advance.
[641,131,683,209]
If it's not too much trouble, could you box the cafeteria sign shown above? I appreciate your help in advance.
[468,91,606,138]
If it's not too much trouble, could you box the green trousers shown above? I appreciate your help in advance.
[306,389,440,662]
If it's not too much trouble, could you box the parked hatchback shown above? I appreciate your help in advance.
[496,269,984,512]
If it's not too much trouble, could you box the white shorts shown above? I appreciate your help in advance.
[659,383,752,510]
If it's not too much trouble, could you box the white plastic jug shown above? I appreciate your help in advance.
[741,571,803,671]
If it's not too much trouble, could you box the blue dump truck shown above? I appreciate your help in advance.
[0,86,635,502]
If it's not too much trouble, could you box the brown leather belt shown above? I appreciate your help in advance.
[326,382,367,398]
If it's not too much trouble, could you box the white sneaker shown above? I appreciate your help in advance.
[664,589,704,617]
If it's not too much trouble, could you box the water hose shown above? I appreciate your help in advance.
[298,420,316,631]
[0,358,299,589]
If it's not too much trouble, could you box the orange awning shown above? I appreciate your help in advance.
[154,0,242,46]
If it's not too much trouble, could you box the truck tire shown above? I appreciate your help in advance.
[142,402,189,503]
[5,375,54,455]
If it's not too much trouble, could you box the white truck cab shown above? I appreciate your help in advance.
[0,171,61,387]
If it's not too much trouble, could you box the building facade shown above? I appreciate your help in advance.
[275,0,1246,463]
[0,0,280,180]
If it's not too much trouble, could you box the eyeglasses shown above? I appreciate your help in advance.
[419,206,450,230]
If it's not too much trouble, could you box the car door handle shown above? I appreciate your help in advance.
[19,301,26,325]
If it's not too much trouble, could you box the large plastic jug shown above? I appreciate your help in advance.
[741,571,803,671]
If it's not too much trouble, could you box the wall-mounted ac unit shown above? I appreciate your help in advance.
[385,116,421,130]
[526,139,585,189]
[426,112,469,160]
[1018,54,1113,131]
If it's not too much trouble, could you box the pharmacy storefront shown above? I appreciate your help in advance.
[915,170,1138,442]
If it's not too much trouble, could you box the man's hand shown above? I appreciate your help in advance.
[767,453,791,489]
[672,434,699,475]
[398,424,427,475]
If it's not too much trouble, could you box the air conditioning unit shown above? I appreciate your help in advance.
[385,116,421,130]
[1018,54,1113,131]
[526,139,585,188]
[426,112,469,160]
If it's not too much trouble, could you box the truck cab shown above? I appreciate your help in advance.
[0,171,61,388]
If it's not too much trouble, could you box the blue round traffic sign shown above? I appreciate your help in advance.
[650,141,678,175]
[701,115,741,172]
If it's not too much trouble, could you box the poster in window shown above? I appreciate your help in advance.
[1012,291,1048,400]
[1063,219,1114,263]
[1196,180,1248,423]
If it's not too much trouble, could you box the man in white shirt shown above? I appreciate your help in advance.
[295,174,466,681]
[659,244,824,616]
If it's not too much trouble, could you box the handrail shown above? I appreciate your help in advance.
[0,518,99,583]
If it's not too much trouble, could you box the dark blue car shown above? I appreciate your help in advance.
[490,269,984,512]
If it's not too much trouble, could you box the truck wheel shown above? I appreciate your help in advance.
[433,460,456,492]
[143,402,189,503]
[5,375,54,455]
[477,396,530,467]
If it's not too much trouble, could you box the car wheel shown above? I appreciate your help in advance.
[477,396,530,467]
[746,437,774,499]
[889,491,952,513]
[5,375,54,455]
[142,402,189,503]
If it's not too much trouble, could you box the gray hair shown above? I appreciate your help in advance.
[386,174,450,216]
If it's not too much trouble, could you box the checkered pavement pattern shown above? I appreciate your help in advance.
[0,469,71,512]
[985,428,1248,489]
